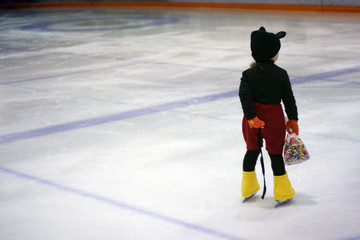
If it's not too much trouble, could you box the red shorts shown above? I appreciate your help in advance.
[242,103,286,155]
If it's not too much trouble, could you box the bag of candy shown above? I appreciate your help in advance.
[283,133,310,165]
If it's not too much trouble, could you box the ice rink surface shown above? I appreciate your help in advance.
[0,6,360,240]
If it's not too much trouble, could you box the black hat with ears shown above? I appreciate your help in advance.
[251,26,286,62]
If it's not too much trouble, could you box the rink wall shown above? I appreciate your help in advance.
[1,0,360,12]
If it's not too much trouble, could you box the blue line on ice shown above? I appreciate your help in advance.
[0,65,359,145]
[291,65,360,84]
[0,166,244,240]
[0,91,237,145]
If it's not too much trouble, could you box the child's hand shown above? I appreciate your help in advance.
[286,120,299,135]
[248,117,265,128]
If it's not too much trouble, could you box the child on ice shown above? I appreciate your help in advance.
[239,27,298,205]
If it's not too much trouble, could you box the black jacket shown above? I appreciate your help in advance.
[239,60,298,121]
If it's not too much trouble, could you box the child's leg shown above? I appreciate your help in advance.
[243,150,260,171]
[242,150,260,198]
[268,153,285,176]
[269,153,295,201]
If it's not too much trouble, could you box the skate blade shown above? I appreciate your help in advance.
[275,198,293,208]
[243,192,257,203]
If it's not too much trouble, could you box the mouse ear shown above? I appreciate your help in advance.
[259,26,266,31]
[276,31,286,39]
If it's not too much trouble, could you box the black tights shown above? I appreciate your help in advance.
[243,150,286,176]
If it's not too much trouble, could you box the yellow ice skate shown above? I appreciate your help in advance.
[274,171,295,207]
[242,171,260,202]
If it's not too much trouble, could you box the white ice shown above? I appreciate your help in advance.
[0,6,360,240]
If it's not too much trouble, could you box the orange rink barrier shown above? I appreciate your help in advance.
[1,1,360,13]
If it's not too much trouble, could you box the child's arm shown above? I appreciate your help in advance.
[239,72,257,120]
[282,72,298,121]
[282,72,299,134]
